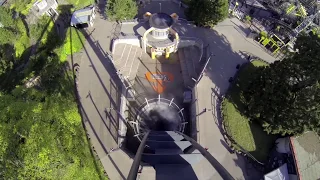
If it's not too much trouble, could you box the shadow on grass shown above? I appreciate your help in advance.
[0,4,108,179]
[224,61,278,163]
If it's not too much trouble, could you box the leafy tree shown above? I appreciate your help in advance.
[186,0,228,27]
[106,0,138,21]
[0,44,15,76]
[243,34,320,135]
[0,78,107,179]
[0,7,20,45]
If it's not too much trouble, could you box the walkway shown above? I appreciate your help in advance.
[193,18,276,179]
[77,16,134,180]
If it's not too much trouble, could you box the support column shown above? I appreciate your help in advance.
[151,48,156,59]
[165,47,170,59]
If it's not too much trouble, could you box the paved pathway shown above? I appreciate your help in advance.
[76,16,135,180]
[191,18,276,179]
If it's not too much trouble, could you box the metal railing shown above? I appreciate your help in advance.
[127,131,235,180]
[175,131,235,180]
[127,131,150,180]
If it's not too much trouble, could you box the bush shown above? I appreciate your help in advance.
[10,0,36,15]
[245,15,252,22]
[260,31,267,38]
[186,0,228,27]
[222,60,277,162]
[106,0,138,21]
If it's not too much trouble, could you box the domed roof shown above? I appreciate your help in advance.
[149,13,174,29]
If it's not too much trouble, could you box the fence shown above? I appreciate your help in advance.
[179,36,204,62]
[120,19,139,25]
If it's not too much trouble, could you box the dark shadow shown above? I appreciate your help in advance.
[0,5,107,179]
[133,21,149,37]
[19,14,30,37]
[75,29,121,109]
[220,139,234,154]
[77,28,123,91]
[137,1,187,19]
[97,0,107,20]
[87,91,118,142]
[78,103,126,180]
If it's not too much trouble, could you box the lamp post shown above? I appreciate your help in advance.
[232,1,239,16]
[159,3,162,12]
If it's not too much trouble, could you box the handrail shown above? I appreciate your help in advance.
[127,131,150,180]
[175,131,235,180]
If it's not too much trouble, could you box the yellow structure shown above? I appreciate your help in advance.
[259,33,285,54]
[142,12,180,59]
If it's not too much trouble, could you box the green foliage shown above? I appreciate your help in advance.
[243,35,320,135]
[66,0,93,9]
[56,28,85,62]
[0,6,106,178]
[0,7,19,45]
[260,31,267,38]
[0,7,29,57]
[15,19,30,57]
[0,44,15,76]
[223,60,277,162]
[0,88,107,179]
[30,16,52,41]
[106,0,138,21]
[10,0,33,14]
[186,0,228,27]
[245,15,252,22]
[0,52,107,179]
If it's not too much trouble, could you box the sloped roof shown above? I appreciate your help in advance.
[290,131,320,180]
[70,6,94,25]
[264,163,289,180]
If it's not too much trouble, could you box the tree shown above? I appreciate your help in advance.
[0,44,15,76]
[243,34,320,135]
[0,7,20,45]
[186,0,228,27]
[106,0,138,21]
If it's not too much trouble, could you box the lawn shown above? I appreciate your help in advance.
[222,60,277,163]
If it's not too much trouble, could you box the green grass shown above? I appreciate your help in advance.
[222,60,277,163]
[56,28,85,62]
[66,0,94,10]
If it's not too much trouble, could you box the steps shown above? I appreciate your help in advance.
[178,50,191,88]
[141,131,204,180]
[178,46,201,88]
[155,164,199,180]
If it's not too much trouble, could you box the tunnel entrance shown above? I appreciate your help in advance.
[133,97,186,136]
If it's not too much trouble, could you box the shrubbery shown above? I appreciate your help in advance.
[106,0,138,21]
[186,0,228,27]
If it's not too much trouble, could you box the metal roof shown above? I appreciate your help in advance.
[291,131,320,180]
[70,7,94,25]
[149,13,174,29]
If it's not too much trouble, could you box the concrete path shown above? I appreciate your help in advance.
[76,16,135,180]
[192,18,276,179]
